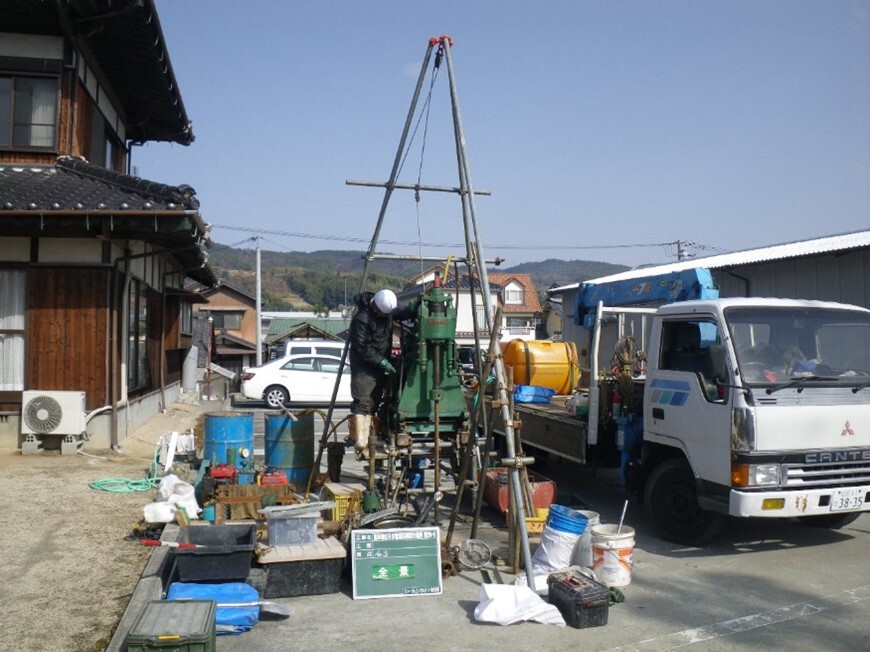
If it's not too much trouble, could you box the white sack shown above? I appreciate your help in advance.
[143,501,177,523]
[531,525,581,572]
[473,583,565,627]
[157,474,180,502]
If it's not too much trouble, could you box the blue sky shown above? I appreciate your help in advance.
[135,1,870,268]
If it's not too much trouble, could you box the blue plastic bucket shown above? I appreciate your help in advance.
[545,504,589,535]
[264,412,315,488]
[204,411,255,471]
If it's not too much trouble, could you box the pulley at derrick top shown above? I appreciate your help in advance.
[419,277,456,343]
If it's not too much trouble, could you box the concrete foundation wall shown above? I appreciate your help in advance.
[0,383,184,452]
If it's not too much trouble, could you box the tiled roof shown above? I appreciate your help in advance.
[6,0,193,144]
[0,157,199,211]
[0,157,215,285]
[488,273,542,313]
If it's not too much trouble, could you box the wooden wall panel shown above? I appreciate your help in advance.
[26,267,109,409]
[146,289,163,397]
[164,295,182,350]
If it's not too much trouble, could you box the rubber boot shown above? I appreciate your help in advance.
[353,414,369,453]
[326,441,345,482]
[346,414,358,448]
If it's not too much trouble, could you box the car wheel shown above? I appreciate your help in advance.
[264,385,289,408]
[644,458,725,546]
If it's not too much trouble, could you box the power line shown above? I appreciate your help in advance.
[211,223,668,252]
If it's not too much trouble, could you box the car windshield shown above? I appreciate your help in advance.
[725,306,870,388]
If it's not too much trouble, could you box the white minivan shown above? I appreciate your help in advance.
[269,339,346,361]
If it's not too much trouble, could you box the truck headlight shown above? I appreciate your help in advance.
[731,462,781,487]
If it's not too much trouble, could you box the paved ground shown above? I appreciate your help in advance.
[4,395,868,651]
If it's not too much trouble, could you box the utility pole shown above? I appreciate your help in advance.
[676,240,695,262]
[255,237,263,366]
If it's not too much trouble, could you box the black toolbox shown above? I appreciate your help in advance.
[547,569,610,628]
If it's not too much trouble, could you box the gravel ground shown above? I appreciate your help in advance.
[0,398,211,652]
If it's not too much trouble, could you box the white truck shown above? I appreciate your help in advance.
[515,296,870,545]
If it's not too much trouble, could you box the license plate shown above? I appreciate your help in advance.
[829,488,865,512]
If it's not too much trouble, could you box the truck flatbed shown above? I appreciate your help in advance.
[487,395,588,465]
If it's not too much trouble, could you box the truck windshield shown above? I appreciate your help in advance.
[724,306,870,388]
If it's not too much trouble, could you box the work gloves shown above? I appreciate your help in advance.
[379,358,397,374]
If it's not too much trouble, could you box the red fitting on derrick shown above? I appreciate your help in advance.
[440,34,453,46]
[429,37,440,46]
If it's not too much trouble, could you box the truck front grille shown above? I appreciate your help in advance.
[782,460,870,488]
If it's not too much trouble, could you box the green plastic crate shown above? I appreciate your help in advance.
[125,600,216,652]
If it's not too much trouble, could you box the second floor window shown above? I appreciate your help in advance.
[211,312,242,330]
[0,75,58,149]
[504,288,524,304]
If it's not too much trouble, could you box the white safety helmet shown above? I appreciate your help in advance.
[373,289,397,314]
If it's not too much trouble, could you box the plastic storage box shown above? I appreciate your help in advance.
[547,569,610,628]
[265,512,319,546]
[257,536,347,598]
[173,524,256,582]
[125,599,216,651]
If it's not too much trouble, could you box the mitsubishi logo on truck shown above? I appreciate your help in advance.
[841,420,855,437]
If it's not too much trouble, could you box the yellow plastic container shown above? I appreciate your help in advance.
[502,340,580,395]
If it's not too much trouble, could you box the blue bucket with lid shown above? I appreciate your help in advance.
[546,504,589,535]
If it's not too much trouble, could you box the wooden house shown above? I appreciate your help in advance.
[0,1,216,450]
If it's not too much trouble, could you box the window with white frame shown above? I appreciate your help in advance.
[504,285,524,304]
[0,75,58,149]
[0,270,26,391]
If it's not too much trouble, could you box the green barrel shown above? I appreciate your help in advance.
[264,412,315,488]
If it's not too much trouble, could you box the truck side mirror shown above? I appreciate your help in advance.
[706,344,728,383]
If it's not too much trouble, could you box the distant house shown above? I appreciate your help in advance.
[399,266,542,347]
[190,281,260,381]
[487,273,543,344]
[265,315,352,360]
[0,2,215,450]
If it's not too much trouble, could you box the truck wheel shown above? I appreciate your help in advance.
[796,513,860,529]
[264,385,289,408]
[644,458,725,546]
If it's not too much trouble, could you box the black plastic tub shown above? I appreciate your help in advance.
[173,523,256,583]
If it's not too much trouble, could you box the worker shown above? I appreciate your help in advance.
[347,289,412,455]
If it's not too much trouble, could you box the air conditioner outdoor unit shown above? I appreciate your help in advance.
[20,391,87,436]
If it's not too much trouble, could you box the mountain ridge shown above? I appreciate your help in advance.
[207,244,629,310]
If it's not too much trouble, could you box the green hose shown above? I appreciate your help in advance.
[88,477,161,492]
[88,440,163,493]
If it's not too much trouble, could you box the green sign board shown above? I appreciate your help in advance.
[351,526,442,599]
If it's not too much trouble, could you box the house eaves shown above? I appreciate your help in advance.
[0,156,216,285]
[5,0,194,145]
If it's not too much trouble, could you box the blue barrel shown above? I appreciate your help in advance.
[264,412,315,488]
[203,411,255,484]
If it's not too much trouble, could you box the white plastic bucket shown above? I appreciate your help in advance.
[591,523,635,587]
[570,510,600,568]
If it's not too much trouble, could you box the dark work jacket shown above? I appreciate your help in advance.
[348,292,413,373]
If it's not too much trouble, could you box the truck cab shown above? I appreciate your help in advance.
[642,298,870,544]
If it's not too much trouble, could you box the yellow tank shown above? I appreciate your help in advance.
[502,340,580,395]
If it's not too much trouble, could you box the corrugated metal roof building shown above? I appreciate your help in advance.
[551,229,870,354]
